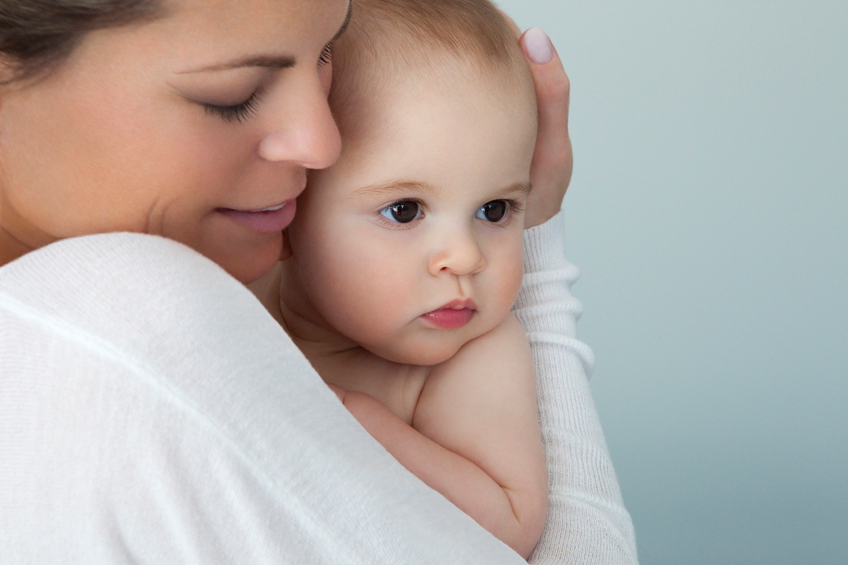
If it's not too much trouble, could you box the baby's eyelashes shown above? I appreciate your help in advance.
[476,200,507,222]
[379,200,424,224]
[372,197,523,229]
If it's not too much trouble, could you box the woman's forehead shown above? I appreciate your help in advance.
[147,0,349,52]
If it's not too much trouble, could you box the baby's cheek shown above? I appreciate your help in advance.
[320,251,412,340]
[499,252,526,307]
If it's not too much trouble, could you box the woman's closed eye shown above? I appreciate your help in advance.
[203,88,264,123]
[203,44,329,124]
[379,200,424,225]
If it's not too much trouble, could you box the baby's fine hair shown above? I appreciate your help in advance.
[341,0,524,69]
[330,0,535,119]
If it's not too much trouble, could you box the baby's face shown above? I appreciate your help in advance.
[287,65,537,365]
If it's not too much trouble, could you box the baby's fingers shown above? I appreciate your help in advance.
[326,383,347,402]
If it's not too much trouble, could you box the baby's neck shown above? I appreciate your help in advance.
[276,260,430,424]
[276,260,358,355]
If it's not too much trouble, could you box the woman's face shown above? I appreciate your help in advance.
[0,0,349,283]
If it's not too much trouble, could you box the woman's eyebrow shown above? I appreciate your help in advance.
[180,55,295,73]
[179,1,352,74]
[333,1,353,43]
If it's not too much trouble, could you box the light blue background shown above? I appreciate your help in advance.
[498,1,847,563]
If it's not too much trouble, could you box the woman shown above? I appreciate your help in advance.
[0,0,637,562]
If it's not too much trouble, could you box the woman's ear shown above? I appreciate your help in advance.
[0,59,8,153]
[0,56,16,118]
[0,54,15,88]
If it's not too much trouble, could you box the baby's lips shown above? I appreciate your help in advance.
[420,306,475,329]
[435,298,477,312]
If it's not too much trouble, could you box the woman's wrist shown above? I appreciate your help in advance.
[523,210,567,274]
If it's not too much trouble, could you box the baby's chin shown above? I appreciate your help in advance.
[363,338,464,368]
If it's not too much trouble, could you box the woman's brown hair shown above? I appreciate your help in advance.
[0,0,164,83]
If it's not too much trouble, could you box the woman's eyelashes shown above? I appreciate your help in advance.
[318,43,334,67]
[203,88,263,123]
[202,44,330,124]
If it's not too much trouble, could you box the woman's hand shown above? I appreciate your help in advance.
[519,28,573,228]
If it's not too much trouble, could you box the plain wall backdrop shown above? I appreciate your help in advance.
[497,1,848,564]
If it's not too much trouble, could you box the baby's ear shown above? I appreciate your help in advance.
[279,228,294,261]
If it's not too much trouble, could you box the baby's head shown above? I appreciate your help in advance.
[325,0,537,146]
[284,0,537,365]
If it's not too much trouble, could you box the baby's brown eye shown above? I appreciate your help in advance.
[476,200,507,222]
[380,201,422,223]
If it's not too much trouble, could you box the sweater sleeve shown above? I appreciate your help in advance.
[0,233,527,565]
[516,212,639,565]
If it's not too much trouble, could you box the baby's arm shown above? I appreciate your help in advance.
[337,314,547,558]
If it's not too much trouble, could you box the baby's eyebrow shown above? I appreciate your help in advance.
[500,181,533,197]
[353,180,436,197]
[354,180,532,198]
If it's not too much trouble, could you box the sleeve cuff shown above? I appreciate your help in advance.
[523,211,568,274]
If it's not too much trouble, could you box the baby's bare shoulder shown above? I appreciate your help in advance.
[431,313,532,383]
[461,312,529,355]
[414,313,536,434]
[412,313,546,531]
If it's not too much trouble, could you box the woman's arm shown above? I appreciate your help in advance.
[518,215,638,565]
[517,29,639,564]
[0,233,528,564]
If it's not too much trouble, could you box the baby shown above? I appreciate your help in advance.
[254,0,546,557]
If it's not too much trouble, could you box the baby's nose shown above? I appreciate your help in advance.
[428,229,486,277]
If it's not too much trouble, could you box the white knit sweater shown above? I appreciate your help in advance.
[0,212,637,563]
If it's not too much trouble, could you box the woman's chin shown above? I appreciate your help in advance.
[210,237,283,285]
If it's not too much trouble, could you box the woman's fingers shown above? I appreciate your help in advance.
[520,28,574,228]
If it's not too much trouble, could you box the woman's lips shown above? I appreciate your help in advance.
[421,300,476,329]
[217,199,296,233]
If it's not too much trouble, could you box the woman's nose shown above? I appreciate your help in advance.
[428,228,486,277]
[257,76,341,170]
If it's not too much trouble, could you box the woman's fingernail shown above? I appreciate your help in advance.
[523,27,553,65]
